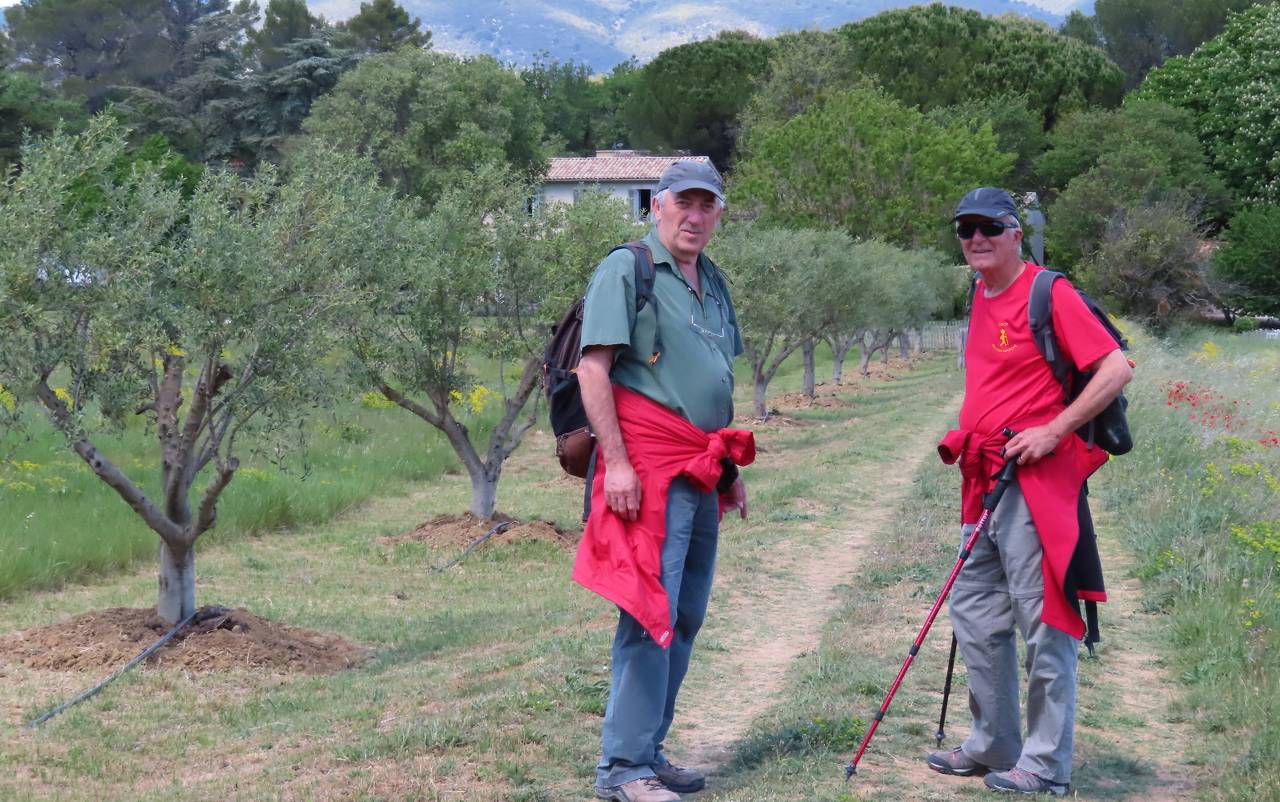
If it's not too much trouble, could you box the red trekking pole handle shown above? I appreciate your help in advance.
[844,428,1018,779]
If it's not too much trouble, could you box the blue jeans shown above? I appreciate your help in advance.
[596,477,720,788]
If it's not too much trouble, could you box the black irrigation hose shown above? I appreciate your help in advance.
[27,519,523,728]
[23,606,210,730]
[432,520,520,573]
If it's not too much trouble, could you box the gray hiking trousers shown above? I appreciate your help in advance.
[950,480,1079,785]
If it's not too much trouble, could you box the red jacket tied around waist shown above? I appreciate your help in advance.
[937,426,1108,638]
[572,386,755,648]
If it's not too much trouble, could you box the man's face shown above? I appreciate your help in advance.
[957,215,1023,275]
[653,188,722,262]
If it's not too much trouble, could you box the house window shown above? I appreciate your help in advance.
[637,188,652,220]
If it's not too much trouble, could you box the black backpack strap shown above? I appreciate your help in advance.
[609,241,661,363]
[1084,600,1101,657]
[1028,269,1070,390]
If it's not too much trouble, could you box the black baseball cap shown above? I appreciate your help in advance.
[657,160,724,202]
[953,187,1019,222]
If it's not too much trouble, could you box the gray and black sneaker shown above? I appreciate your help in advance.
[652,762,705,793]
[926,746,988,777]
[983,767,1069,796]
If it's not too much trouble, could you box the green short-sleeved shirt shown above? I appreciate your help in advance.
[580,229,744,432]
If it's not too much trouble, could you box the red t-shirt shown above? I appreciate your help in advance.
[960,264,1119,437]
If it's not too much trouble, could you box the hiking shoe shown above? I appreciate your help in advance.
[595,777,681,802]
[926,746,987,776]
[653,761,705,793]
[984,767,1069,796]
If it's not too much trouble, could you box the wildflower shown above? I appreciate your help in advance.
[360,391,398,410]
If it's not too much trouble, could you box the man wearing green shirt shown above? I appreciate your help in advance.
[578,161,747,802]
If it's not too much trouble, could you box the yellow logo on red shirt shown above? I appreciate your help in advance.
[993,321,1017,353]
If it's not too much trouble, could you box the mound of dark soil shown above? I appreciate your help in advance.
[770,391,854,409]
[385,512,579,550]
[0,606,368,674]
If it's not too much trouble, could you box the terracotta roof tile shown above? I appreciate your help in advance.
[545,155,713,183]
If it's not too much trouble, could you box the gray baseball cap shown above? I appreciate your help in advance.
[657,160,724,202]
[953,187,1019,222]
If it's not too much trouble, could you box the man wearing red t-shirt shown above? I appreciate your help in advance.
[926,188,1132,796]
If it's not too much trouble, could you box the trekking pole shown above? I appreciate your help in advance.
[935,633,958,746]
[845,429,1019,779]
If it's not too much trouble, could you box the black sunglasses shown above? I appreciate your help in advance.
[955,220,1019,239]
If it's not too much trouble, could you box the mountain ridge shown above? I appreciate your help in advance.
[310,0,1094,72]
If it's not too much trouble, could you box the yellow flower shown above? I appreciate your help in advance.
[0,384,16,413]
[53,387,74,407]
[165,343,186,357]
[466,385,494,414]
[1194,340,1220,361]
[360,391,397,410]
[447,385,496,415]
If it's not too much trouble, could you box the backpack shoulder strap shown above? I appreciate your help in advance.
[607,240,662,362]
[1028,269,1070,388]
[609,241,656,313]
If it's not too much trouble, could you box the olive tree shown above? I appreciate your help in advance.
[854,246,955,377]
[710,222,815,420]
[350,177,640,518]
[0,119,390,623]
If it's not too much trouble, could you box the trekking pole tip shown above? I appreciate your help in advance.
[845,763,856,780]
[935,730,945,746]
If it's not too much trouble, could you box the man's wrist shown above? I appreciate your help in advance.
[1046,418,1072,443]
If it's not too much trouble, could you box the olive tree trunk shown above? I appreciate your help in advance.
[380,353,542,520]
[827,333,859,384]
[35,354,240,624]
[802,339,817,401]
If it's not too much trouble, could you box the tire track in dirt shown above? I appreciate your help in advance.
[672,395,962,776]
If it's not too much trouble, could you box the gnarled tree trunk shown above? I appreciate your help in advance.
[36,352,241,624]
[380,353,542,520]
[827,333,858,384]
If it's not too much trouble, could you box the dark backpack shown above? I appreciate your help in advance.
[1028,270,1133,456]
[543,241,656,478]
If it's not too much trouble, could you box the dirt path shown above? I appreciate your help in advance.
[667,395,1201,801]
[673,400,960,775]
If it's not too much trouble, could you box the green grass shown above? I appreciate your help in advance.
[1092,326,1280,802]
[0,344,976,802]
[0,337,862,601]
[0,398,459,598]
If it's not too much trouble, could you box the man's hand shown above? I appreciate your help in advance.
[1003,424,1062,466]
[724,477,748,520]
[1004,348,1133,466]
[605,460,642,521]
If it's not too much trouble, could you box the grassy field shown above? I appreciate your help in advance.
[0,343,954,801]
[1095,327,1280,801]
[0,397,460,598]
[2,331,1277,801]
[0,343,853,600]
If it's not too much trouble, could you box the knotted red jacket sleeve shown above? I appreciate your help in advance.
[572,386,755,647]
[939,425,1108,639]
